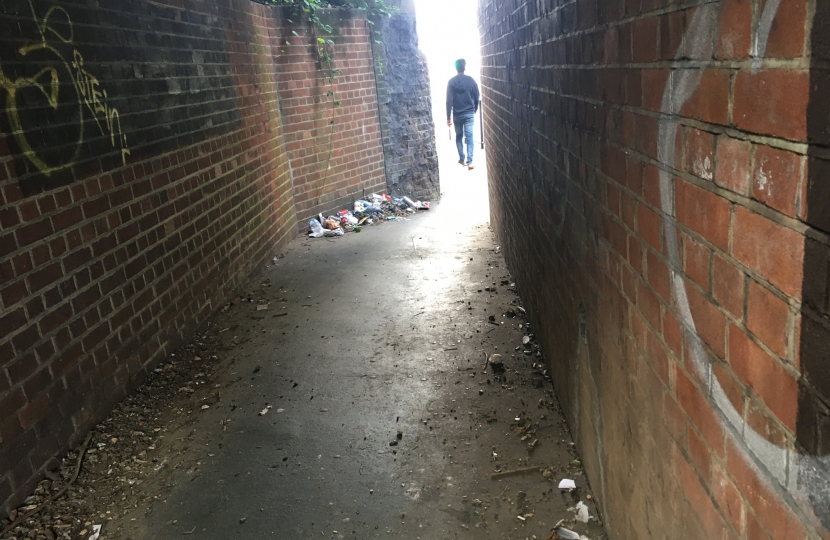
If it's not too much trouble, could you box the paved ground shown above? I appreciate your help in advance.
[94,140,609,540]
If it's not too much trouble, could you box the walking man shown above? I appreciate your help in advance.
[446,59,480,170]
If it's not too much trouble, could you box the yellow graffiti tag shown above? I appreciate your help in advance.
[0,0,130,177]
[72,50,130,164]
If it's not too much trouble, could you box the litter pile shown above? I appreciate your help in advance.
[308,193,429,238]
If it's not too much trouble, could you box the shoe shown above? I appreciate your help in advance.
[458,160,465,166]
[467,163,475,170]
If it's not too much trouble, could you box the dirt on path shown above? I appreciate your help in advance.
[2,149,608,540]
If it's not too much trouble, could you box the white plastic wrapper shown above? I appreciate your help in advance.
[308,218,325,238]
[558,478,576,490]
[575,501,590,523]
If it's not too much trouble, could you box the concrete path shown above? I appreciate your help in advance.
[114,141,607,540]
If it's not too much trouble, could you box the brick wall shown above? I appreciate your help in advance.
[274,9,387,222]
[0,0,390,514]
[480,0,829,538]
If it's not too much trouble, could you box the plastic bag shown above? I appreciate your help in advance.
[355,200,382,214]
[575,501,590,523]
[308,218,325,238]
[340,210,359,226]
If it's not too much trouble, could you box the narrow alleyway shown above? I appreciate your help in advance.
[49,147,603,540]
[0,145,608,540]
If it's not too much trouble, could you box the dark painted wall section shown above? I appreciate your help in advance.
[373,0,439,200]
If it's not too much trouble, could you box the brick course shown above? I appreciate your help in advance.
[480,0,829,537]
[0,0,394,515]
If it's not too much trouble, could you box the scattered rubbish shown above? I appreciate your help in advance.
[490,466,539,479]
[558,479,577,491]
[276,408,285,413]
[402,196,430,210]
[522,335,531,345]
[239,517,246,524]
[575,501,590,523]
[259,406,272,416]
[517,513,533,521]
[201,405,210,410]
[305,193,429,240]
[256,304,268,311]
[88,524,102,540]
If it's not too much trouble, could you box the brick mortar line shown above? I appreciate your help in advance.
[503,59,809,70]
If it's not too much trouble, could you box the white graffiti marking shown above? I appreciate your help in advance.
[752,0,784,73]
[658,1,829,531]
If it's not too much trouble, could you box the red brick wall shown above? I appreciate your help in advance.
[0,0,387,514]
[274,11,387,222]
[480,0,829,538]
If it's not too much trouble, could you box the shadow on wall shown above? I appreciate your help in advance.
[654,1,830,533]
[799,0,830,529]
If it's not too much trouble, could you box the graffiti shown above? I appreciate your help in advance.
[0,0,129,177]
[656,1,830,532]
[71,50,130,164]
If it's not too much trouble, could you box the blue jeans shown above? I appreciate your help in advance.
[454,114,475,164]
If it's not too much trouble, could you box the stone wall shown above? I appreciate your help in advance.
[0,0,389,514]
[373,0,439,200]
[479,0,829,538]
